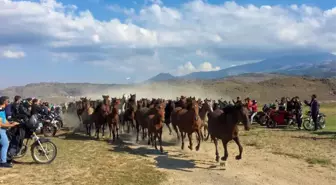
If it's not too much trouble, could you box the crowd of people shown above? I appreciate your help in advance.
[0,95,57,168]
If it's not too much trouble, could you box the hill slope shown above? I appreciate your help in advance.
[1,75,335,103]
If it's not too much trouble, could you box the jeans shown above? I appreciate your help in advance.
[0,129,9,163]
[250,112,258,123]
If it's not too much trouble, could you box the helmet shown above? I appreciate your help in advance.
[26,114,39,130]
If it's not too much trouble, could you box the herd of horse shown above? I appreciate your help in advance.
[62,94,251,162]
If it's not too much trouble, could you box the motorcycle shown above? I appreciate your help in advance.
[266,109,296,128]
[303,111,326,131]
[41,112,62,137]
[7,114,58,164]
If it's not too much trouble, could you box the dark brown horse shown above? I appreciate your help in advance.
[107,98,120,142]
[171,99,202,151]
[101,95,111,137]
[199,100,213,141]
[123,94,136,133]
[93,96,110,139]
[76,98,87,123]
[82,101,94,136]
[164,100,175,135]
[135,99,155,142]
[147,102,166,153]
[208,104,250,162]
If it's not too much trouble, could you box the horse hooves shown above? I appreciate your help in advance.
[160,148,163,153]
[215,156,219,162]
[195,146,200,151]
[235,155,242,160]
[188,146,193,151]
[221,156,227,161]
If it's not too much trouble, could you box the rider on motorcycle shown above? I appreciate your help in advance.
[304,94,320,131]
[0,96,19,168]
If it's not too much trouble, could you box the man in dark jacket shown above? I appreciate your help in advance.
[31,99,42,115]
[10,96,21,118]
[293,96,303,129]
[304,94,320,131]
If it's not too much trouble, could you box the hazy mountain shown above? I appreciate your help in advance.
[276,61,336,78]
[148,52,336,81]
[146,73,176,82]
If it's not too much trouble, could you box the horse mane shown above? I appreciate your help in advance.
[222,104,242,114]
[94,102,103,113]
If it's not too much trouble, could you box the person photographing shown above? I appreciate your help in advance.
[0,96,19,168]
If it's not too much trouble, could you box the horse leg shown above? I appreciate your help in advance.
[96,124,100,139]
[142,126,146,140]
[233,137,243,160]
[159,129,163,153]
[153,132,157,149]
[195,130,201,151]
[221,140,229,161]
[213,137,219,162]
[116,122,119,140]
[187,133,193,151]
[173,124,180,140]
[147,130,151,145]
[166,122,172,135]
[112,124,116,142]
[136,122,140,142]
[101,123,104,138]
[180,132,185,150]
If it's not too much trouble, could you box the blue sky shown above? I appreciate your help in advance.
[1,0,336,88]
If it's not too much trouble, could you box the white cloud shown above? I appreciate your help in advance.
[176,61,220,76]
[0,0,335,80]
[2,50,25,59]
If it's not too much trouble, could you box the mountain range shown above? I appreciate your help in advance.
[147,52,336,81]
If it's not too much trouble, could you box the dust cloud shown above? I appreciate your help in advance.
[81,82,232,101]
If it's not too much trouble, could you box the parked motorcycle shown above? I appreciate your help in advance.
[303,111,326,131]
[41,112,62,137]
[7,114,58,164]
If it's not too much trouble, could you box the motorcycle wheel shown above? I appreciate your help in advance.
[31,140,57,164]
[303,119,315,131]
[266,120,276,128]
[56,120,63,128]
[319,117,326,129]
[258,115,267,126]
[43,124,57,137]
[13,144,28,159]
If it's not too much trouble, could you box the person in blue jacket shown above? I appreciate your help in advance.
[0,96,19,168]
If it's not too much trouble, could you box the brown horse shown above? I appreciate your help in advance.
[164,100,175,135]
[135,99,157,142]
[76,98,87,123]
[123,94,136,133]
[107,98,120,142]
[208,104,250,162]
[171,99,202,151]
[199,100,213,141]
[93,97,109,139]
[101,95,111,137]
[82,101,94,136]
[147,102,166,153]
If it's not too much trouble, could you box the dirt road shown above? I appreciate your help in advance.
[117,131,336,185]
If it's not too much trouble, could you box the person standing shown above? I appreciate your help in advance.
[304,94,320,131]
[0,96,19,168]
[293,96,303,130]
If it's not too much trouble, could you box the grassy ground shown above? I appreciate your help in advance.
[243,103,336,168]
[0,133,166,185]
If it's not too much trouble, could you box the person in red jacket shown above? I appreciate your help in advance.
[245,98,253,111]
[250,100,258,123]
